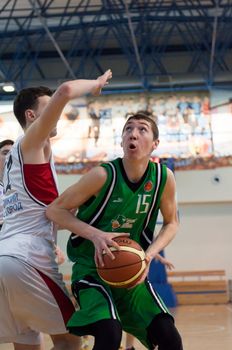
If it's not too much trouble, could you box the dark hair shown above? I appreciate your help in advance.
[123,112,159,140]
[0,139,14,150]
[13,86,53,128]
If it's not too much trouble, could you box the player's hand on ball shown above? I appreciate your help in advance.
[92,231,130,267]
[97,237,147,288]
[128,255,150,288]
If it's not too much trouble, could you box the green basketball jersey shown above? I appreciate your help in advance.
[67,158,167,279]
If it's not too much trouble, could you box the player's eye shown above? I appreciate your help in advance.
[140,127,147,132]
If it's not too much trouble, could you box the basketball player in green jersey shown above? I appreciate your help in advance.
[47,113,183,350]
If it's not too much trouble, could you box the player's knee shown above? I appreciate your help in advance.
[95,330,121,350]
[147,313,183,350]
[92,319,122,350]
[158,327,183,350]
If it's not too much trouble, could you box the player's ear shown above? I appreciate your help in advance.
[25,109,36,123]
[151,139,159,152]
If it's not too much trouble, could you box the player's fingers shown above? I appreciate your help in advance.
[104,245,116,260]
[94,253,99,267]
[110,233,130,250]
[167,262,175,270]
[109,240,121,251]
[95,251,104,267]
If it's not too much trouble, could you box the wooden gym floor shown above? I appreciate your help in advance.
[1,304,232,350]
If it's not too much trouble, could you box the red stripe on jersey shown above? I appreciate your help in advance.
[23,163,58,205]
[36,269,75,325]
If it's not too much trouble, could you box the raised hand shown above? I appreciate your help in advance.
[92,69,112,96]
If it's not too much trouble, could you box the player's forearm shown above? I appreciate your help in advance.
[28,79,102,144]
[42,79,102,124]
[56,68,112,101]
[46,206,101,241]
[146,222,179,259]
[58,79,101,101]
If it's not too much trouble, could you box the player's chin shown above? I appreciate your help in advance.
[124,149,139,158]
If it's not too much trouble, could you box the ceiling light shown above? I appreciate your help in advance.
[2,83,15,92]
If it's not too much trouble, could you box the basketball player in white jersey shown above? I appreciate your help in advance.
[0,139,14,231]
[0,69,112,350]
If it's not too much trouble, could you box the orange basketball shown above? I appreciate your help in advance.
[97,236,147,288]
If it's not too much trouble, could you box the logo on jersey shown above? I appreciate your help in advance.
[3,191,23,218]
[111,215,136,230]
[112,197,123,203]
[144,181,153,192]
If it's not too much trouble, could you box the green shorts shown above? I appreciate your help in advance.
[67,265,172,349]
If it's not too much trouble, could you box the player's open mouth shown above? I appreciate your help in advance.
[129,143,136,150]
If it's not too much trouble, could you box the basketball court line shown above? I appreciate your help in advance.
[177,324,225,335]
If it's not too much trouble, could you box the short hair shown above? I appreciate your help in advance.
[0,139,14,150]
[13,86,53,128]
[123,112,159,140]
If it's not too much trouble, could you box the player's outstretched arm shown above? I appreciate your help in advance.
[22,69,112,153]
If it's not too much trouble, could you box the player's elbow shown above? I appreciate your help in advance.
[46,204,56,222]
[56,82,73,101]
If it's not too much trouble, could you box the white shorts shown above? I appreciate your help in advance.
[0,256,75,345]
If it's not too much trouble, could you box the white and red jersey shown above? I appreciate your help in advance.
[0,137,60,279]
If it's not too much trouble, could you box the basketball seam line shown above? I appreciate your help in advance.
[105,246,146,261]
[99,260,147,286]
[97,259,146,270]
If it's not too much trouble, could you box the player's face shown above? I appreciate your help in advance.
[0,144,12,173]
[121,119,159,160]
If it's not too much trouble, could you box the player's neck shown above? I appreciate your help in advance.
[122,157,149,183]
